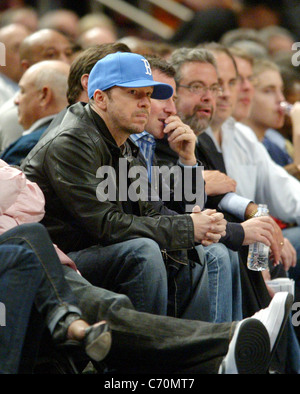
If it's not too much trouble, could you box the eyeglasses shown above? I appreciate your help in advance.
[178,82,223,97]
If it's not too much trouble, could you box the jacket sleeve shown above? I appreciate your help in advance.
[220,222,245,251]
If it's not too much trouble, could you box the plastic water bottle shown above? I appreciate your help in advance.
[247,204,270,271]
[280,101,293,115]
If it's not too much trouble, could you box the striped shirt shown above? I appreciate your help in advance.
[130,131,156,182]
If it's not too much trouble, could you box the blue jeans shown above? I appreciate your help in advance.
[0,223,82,373]
[69,238,242,323]
[69,238,168,315]
[164,246,210,321]
[203,244,243,323]
[167,244,242,323]
[0,223,81,331]
[0,245,43,374]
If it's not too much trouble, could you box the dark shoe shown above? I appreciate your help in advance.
[84,322,112,362]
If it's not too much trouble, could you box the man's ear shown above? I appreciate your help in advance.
[20,59,30,72]
[39,86,52,107]
[39,86,53,107]
[81,73,89,92]
[93,89,107,110]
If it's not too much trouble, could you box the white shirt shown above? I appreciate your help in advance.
[205,126,252,221]
[220,117,300,225]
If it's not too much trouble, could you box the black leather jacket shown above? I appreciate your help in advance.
[22,103,195,254]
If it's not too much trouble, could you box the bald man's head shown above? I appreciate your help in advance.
[19,29,73,71]
[15,60,70,129]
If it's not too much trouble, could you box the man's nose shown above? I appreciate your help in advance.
[164,98,176,115]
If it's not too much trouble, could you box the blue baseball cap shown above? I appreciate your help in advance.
[88,52,173,100]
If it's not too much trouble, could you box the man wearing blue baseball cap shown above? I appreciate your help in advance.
[86,52,174,146]
[88,51,174,101]
[22,51,226,321]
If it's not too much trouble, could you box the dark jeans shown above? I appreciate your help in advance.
[0,245,43,373]
[69,239,211,321]
[69,238,169,315]
[0,223,82,373]
[63,265,237,373]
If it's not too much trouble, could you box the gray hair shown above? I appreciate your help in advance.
[169,47,217,85]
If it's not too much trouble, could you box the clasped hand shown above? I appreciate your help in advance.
[190,206,227,246]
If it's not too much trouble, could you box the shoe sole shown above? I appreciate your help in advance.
[85,329,112,362]
[234,318,271,374]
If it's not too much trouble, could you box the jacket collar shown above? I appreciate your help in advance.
[85,103,140,158]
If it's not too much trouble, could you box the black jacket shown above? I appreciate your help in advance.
[155,134,245,251]
[22,103,195,254]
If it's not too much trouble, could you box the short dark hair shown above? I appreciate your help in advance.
[67,43,131,104]
[146,55,176,79]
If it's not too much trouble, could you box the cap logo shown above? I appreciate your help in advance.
[141,58,152,76]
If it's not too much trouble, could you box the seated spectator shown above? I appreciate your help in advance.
[0,23,30,107]
[205,42,300,349]
[230,46,296,171]
[1,60,70,166]
[242,58,300,179]
[22,51,228,322]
